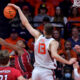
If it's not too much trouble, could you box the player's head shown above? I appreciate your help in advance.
[63,66,72,79]
[38,4,48,14]
[16,40,29,50]
[10,28,18,40]
[0,50,9,66]
[43,23,53,36]
[16,40,26,48]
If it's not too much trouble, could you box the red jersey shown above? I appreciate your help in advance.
[0,66,22,80]
[15,49,32,79]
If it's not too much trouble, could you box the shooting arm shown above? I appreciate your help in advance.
[8,3,41,38]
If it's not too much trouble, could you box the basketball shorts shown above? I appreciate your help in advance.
[32,67,55,80]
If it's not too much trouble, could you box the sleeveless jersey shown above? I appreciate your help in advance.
[34,35,57,69]
[15,49,32,78]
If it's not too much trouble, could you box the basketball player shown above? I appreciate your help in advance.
[0,39,32,79]
[0,50,26,80]
[8,3,76,80]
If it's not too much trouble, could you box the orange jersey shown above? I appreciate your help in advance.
[60,38,65,50]
[68,17,80,27]
[58,49,77,60]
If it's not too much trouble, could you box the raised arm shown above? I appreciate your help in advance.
[50,40,76,65]
[8,3,41,39]
[0,38,21,52]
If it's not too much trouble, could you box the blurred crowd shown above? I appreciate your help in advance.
[0,0,80,80]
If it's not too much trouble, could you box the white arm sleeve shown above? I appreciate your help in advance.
[74,68,80,80]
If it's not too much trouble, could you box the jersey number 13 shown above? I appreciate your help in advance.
[38,43,46,54]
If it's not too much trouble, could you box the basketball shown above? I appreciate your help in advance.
[3,6,16,19]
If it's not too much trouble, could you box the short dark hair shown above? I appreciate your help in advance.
[44,23,53,35]
[72,27,78,31]
[0,50,9,65]
[43,17,50,22]
[64,40,71,46]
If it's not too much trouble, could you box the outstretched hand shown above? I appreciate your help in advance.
[8,3,20,10]
[68,58,77,65]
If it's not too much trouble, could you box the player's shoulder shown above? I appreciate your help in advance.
[0,67,18,72]
[7,67,20,72]
[51,40,59,45]
[49,40,59,49]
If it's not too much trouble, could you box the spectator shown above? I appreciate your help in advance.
[68,7,80,27]
[53,30,65,50]
[59,0,72,17]
[37,17,50,32]
[18,25,32,41]
[63,40,77,60]
[52,6,67,24]
[1,28,24,52]
[47,0,63,7]
[22,5,33,22]
[60,66,74,80]
[15,0,33,13]
[33,4,51,27]
[27,38,34,65]
[10,4,33,28]
[9,14,21,28]
[68,27,80,48]
[51,6,67,27]
[35,0,55,16]
[27,38,34,53]
[58,40,77,60]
